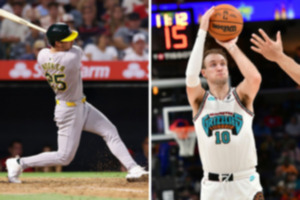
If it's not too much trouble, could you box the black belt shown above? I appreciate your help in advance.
[208,173,234,182]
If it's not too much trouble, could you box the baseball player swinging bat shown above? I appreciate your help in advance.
[0,8,46,33]
[3,8,148,183]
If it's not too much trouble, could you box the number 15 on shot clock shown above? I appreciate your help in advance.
[152,10,194,51]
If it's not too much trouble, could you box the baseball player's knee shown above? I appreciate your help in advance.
[56,152,74,166]
[104,125,121,141]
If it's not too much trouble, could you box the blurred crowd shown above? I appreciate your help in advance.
[0,0,148,61]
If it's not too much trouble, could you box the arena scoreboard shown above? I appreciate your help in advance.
[152,10,196,61]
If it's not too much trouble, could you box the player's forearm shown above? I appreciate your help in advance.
[275,53,300,85]
[227,44,262,84]
[185,29,206,87]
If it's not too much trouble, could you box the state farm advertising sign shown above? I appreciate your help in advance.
[0,61,148,81]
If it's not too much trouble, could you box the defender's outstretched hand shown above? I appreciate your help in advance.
[199,6,215,31]
[251,28,300,85]
[250,29,283,62]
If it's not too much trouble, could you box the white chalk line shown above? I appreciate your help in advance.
[74,185,146,193]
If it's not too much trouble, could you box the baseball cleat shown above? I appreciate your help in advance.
[6,157,23,183]
[126,165,148,182]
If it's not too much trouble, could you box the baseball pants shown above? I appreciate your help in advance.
[20,100,137,170]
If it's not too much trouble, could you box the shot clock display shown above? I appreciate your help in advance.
[152,10,196,61]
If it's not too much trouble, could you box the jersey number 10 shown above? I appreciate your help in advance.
[215,131,230,144]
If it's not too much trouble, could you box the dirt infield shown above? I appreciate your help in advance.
[0,177,148,199]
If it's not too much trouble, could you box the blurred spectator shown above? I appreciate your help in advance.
[276,172,298,199]
[40,2,61,29]
[263,106,283,132]
[123,33,148,61]
[127,136,149,171]
[101,0,119,23]
[78,6,105,46]
[133,0,148,20]
[0,1,29,59]
[23,20,45,54]
[77,0,96,10]
[35,145,62,172]
[1,0,32,20]
[143,136,149,159]
[285,116,300,137]
[106,5,125,36]
[56,0,70,5]
[84,34,118,61]
[77,0,96,19]
[281,141,300,169]
[61,13,76,30]
[140,136,149,169]
[113,12,148,51]
[34,0,65,21]
[63,0,82,28]
[253,119,272,137]
[122,0,142,14]
[0,140,34,172]
[18,39,46,60]
[34,0,51,19]
[276,157,298,178]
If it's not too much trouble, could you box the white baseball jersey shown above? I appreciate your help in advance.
[21,45,138,172]
[193,88,257,173]
[37,46,83,101]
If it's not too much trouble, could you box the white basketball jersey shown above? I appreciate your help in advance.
[38,46,84,101]
[193,88,257,173]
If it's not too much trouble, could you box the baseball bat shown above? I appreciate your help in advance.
[0,9,46,33]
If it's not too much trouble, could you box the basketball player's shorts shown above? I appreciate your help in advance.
[201,168,264,200]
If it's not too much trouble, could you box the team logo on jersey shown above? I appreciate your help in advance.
[202,112,243,136]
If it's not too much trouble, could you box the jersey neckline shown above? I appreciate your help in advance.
[208,87,232,101]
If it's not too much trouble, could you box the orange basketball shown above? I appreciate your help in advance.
[208,4,243,41]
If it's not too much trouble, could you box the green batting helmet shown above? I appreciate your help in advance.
[46,23,78,47]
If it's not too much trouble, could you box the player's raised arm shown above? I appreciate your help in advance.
[186,7,214,115]
[216,38,262,112]
[251,29,300,85]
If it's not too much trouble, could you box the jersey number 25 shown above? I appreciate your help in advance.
[45,73,67,91]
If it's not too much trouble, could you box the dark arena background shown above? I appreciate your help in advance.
[152,0,300,200]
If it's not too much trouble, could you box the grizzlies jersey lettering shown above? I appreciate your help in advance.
[37,46,83,101]
[193,88,257,173]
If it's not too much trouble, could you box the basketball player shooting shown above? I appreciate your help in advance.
[251,29,300,84]
[186,7,264,199]
[6,23,148,183]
